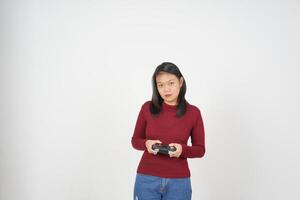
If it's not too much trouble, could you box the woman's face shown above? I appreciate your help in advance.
[156,72,183,105]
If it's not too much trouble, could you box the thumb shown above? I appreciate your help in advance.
[156,140,162,144]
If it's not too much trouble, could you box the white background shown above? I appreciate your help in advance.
[1,0,300,199]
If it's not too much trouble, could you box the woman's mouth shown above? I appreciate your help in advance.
[165,94,172,98]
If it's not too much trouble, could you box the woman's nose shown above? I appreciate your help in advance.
[164,87,171,92]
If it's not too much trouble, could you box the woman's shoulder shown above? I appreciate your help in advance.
[186,101,202,116]
[142,100,151,106]
[140,100,151,111]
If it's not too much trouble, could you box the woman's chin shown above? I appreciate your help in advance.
[164,99,177,105]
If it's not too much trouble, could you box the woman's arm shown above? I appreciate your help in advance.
[131,104,147,151]
[180,108,205,158]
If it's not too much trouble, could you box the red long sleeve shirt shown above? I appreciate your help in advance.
[131,100,205,178]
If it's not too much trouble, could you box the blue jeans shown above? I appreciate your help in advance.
[134,173,192,200]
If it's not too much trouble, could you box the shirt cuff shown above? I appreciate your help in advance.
[180,144,188,158]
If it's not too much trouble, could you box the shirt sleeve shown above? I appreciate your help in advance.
[131,103,147,151]
[180,108,205,158]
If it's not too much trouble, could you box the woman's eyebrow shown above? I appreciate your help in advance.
[157,79,176,83]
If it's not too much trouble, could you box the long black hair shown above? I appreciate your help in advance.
[150,62,187,117]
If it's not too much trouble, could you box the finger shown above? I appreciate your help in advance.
[172,154,178,158]
[149,149,155,154]
[148,147,156,153]
[168,147,178,153]
[152,149,159,155]
[169,143,177,147]
[169,152,179,158]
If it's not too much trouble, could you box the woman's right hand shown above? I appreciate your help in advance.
[145,140,162,155]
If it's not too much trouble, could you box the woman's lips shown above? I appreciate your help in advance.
[165,94,172,97]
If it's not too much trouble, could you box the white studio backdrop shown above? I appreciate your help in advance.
[1,0,300,200]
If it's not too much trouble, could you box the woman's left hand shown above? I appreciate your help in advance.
[168,143,182,158]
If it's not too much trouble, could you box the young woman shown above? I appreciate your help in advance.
[131,62,205,200]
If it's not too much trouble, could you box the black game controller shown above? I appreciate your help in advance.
[151,143,177,155]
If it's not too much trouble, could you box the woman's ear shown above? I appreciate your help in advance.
[179,77,184,87]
